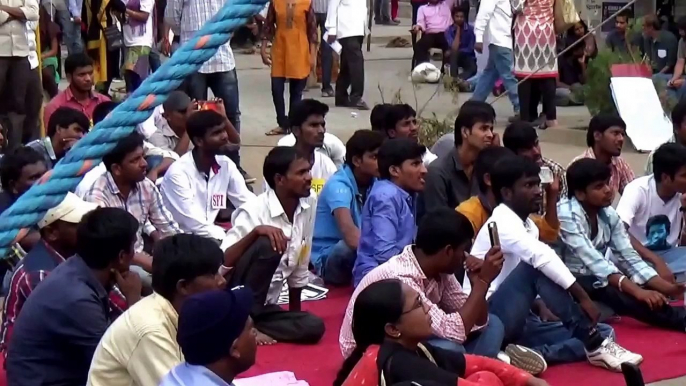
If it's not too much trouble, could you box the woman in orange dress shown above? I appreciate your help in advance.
[261,0,319,135]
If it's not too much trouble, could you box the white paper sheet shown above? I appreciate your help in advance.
[322,32,342,55]
[610,77,673,153]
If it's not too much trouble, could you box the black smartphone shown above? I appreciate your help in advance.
[488,222,500,247]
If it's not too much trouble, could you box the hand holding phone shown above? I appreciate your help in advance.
[197,100,221,112]
[488,222,500,247]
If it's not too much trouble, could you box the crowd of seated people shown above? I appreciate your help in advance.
[3,69,686,386]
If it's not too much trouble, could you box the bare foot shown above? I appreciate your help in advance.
[255,330,277,345]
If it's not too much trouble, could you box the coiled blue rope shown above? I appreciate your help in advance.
[0,0,268,256]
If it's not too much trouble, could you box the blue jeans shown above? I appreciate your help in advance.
[315,13,333,91]
[471,44,520,113]
[55,10,83,55]
[653,73,686,102]
[488,263,600,355]
[656,246,686,283]
[187,69,241,166]
[426,313,504,358]
[319,241,356,286]
[516,314,614,365]
[271,77,307,129]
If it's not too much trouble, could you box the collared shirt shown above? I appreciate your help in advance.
[473,0,513,49]
[554,197,657,288]
[445,22,476,57]
[312,165,372,269]
[160,363,232,386]
[0,0,39,57]
[26,137,58,169]
[354,180,417,286]
[421,150,478,216]
[644,134,676,175]
[325,0,367,39]
[570,148,635,196]
[161,152,255,241]
[147,112,194,156]
[341,245,482,358]
[165,0,236,73]
[84,172,181,253]
[87,293,183,386]
[221,189,316,304]
[0,241,127,355]
[43,86,111,126]
[540,157,567,215]
[467,204,576,298]
[6,255,113,386]
[643,30,678,73]
[416,0,455,34]
[278,132,347,169]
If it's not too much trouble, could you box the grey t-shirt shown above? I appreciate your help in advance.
[431,133,456,160]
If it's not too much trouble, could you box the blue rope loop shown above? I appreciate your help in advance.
[0,0,269,256]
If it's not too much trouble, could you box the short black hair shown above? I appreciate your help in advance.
[615,9,632,21]
[47,107,90,138]
[451,5,466,16]
[652,143,686,183]
[503,121,538,153]
[152,234,224,301]
[263,146,303,189]
[474,146,515,193]
[92,101,119,125]
[370,103,392,132]
[377,138,425,180]
[490,155,540,203]
[0,147,45,191]
[672,99,686,131]
[186,110,225,146]
[416,208,474,254]
[586,114,626,147]
[345,130,385,168]
[566,158,611,199]
[102,132,145,171]
[454,101,495,146]
[383,104,416,133]
[64,53,94,76]
[76,207,138,270]
[288,99,329,130]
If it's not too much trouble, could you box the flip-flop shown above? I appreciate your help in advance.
[265,127,288,136]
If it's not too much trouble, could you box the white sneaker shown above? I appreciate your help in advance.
[504,344,548,375]
[586,337,643,372]
[497,350,511,365]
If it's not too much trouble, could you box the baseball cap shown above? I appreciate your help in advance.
[177,286,254,366]
[163,91,192,113]
[38,192,99,229]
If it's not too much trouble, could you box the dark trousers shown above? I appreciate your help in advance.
[450,52,478,80]
[518,77,557,122]
[23,68,42,144]
[336,36,365,104]
[187,69,242,166]
[577,275,686,332]
[413,32,449,68]
[411,1,428,46]
[228,236,325,344]
[0,57,33,150]
[271,77,307,129]
[315,12,333,91]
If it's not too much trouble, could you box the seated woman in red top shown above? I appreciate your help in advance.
[334,279,549,386]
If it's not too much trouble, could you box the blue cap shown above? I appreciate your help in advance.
[176,286,253,365]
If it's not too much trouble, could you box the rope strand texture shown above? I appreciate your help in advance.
[0,0,268,256]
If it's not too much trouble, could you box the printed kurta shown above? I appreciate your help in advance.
[512,0,557,78]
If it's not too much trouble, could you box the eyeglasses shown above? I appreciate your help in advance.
[401,295,424,315]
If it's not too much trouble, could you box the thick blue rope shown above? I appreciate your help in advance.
[0,0,268,256]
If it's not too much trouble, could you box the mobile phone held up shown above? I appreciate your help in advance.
[197,100,221,112]
[539,166,553,184]
[488,222,500,248]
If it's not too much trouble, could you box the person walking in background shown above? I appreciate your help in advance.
[47,0,82,55]
[261,0,318,136]
[512,0,557,128]
[373,0,396,25]
[470,0,519,119]
[120,0,155,93]
[313,0,335,97]
[326,0,369,110]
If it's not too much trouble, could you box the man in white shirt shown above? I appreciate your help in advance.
[147,91,195,157]
[617,143,686,283]
[326,0,368,110]
[372,103,437,166]
[469,154,642,372]
[161,110,254,242]
[121,0,155,93]
[221,146,325,346]
[278,131,346,168]
[470,0,519,117]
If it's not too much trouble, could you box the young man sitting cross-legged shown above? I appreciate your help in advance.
[468,155,641,373]
[556,158,686,333]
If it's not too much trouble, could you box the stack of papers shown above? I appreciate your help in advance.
[277,283,329,305]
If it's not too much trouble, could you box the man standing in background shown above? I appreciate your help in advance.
[56,0,83,54]
[314,0,335,97]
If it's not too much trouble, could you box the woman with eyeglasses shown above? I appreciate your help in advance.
[334,279,549,386]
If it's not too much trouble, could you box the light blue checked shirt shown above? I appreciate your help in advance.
[555,197,658,288]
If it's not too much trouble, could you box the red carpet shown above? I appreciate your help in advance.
[242,288,686,386]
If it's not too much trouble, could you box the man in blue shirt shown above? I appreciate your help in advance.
[312,130,384,285]
[6,207,142,386]
[444,6,476,81]
[353,138,427,286]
